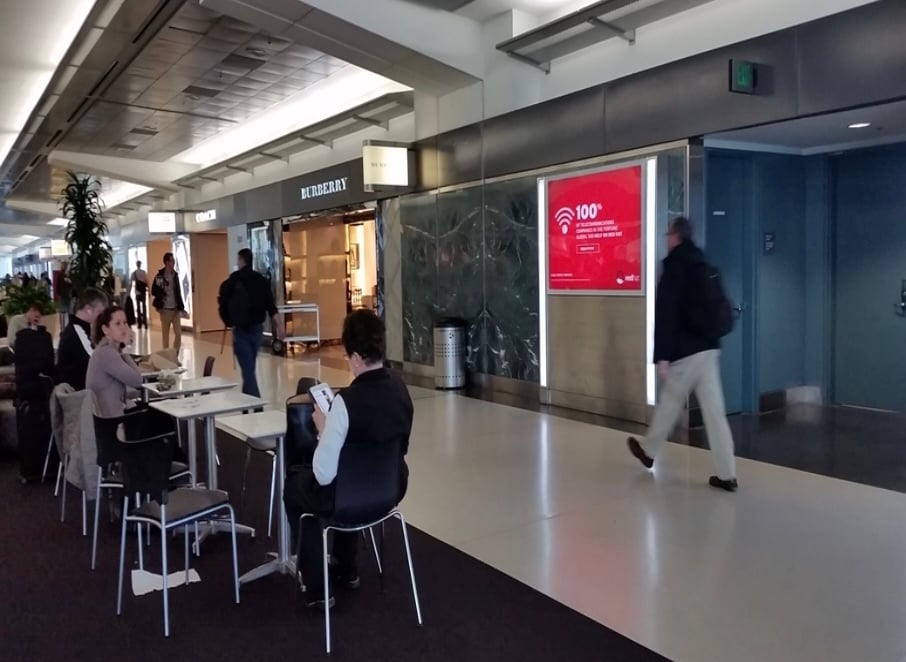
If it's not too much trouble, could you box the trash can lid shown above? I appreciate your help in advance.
[434,317,466,328]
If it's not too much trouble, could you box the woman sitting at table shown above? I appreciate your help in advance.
[86,305,142,418]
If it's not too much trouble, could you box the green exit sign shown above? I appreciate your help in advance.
[729,59,757,94]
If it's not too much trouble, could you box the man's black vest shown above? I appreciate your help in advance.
[341,367,413,457]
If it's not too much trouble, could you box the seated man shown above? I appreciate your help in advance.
[284,309,414,609]
[56,288,108,390]
[7,303,42,351]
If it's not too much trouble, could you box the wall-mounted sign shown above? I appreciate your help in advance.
[195,209,216,223]
[547,164,643,294]
[729,59,758,94]
[51,239,70,257]
[148,211,176,233]
[362,144,409,187]
[38,246,52,260]
[300,177,348,201]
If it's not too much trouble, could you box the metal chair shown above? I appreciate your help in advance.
[115,408,239,637]
[52,384,88,537]
[91,409,192,570]
[297,439,422,654]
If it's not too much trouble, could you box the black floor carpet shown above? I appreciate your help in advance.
[0,439,667,662]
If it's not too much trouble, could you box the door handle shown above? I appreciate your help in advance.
[732,302,746,319]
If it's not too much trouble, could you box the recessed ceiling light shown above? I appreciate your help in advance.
[848,122,871,129]
[47,218,68,226]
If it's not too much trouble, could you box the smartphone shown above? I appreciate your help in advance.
[309,383,335,414]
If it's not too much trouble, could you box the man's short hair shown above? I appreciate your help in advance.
[27,303,43,314]
[163,252,174,264]
[238,248,253,267]
[342,309,386,364]
[77,287,108,311]
[671,216,694,242]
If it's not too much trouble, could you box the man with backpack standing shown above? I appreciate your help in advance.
[627,216,738,492]
[218,248,285,397]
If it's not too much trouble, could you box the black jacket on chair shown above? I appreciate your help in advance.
[653,239,720,364]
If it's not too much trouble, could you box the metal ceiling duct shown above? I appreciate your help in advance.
[0,0,190,199]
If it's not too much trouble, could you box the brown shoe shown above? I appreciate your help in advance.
[627,437,654,469]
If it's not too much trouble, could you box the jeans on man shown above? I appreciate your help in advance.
[232,323,263,397]
[135,293,147,328]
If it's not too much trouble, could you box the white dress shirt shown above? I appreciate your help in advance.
[313,395,350,486]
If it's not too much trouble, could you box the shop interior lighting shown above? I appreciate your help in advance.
[848,122,871,129]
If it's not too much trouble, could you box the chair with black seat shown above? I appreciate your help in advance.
[115,409,239,637]
[297,438,422,654]
[90,407,192,570]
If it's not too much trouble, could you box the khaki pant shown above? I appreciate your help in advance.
[641,349,736,480]
[159,309,182,350]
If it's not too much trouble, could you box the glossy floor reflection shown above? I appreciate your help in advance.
[155,330,906,662]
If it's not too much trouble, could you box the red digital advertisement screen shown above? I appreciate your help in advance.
[547,165,643,293]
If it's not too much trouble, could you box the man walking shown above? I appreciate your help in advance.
[131,260,148,329]
[151,252,185,350]
[218,249,285,397]
[627,217,738,491]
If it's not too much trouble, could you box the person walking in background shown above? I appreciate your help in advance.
[151,252,185,351]
[218,248,285,397]
[130,260,148,329]
[627,216,738,492]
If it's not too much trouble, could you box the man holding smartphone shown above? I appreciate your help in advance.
[284,309,413,610]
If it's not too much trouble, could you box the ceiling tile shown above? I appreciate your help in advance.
[176,48,229,70]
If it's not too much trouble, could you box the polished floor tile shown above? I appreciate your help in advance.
[155,330,906,662]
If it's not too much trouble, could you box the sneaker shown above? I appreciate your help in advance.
[627,437,654,469]
[709,476,739,492]
[331,566,360,590]
[303,589,335,610]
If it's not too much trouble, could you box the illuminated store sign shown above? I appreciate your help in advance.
[362,144,409,187]
[195,209,216,223]
[148,212,176,233]
[300,177,348,200]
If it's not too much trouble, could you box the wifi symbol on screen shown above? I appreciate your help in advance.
[555,207,574,234]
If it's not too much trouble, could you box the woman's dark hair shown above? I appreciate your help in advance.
[342,309,385,364]
[94,305,125,345]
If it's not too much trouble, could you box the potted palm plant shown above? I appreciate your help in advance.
[60,171,112,295]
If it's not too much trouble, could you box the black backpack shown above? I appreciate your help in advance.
[218,276,253,329]
[684,262,734,341]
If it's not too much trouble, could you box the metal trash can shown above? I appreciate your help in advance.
[433,317,466,390]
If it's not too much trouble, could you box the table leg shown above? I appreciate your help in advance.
[205,416,217,490]
[276,435,289,565]
[186,417,198,488]
[195,416,255,553]
[240,435,294,585]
